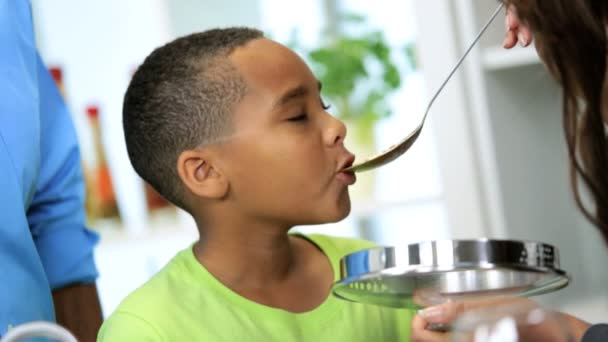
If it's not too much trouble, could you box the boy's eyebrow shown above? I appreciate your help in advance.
[273,81,322,110]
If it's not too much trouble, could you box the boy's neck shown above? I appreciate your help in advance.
[190,212,334,312]
[193,225,298,288]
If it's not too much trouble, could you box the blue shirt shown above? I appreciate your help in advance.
[0,0,99,334]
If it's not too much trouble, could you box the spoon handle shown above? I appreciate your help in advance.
[420,2,505,125]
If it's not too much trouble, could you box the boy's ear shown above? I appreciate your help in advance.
[177,149,229,199]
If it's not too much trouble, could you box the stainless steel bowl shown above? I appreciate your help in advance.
[332,239,569,309]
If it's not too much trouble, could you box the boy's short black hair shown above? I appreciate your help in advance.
[123,27,264,211]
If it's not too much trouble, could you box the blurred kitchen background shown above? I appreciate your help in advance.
[31,0,607,322]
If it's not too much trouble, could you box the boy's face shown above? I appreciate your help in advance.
[214,38,356,226]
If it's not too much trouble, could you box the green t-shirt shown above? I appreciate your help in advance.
[98,234,413,341]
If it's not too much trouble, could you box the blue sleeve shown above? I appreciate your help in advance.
[26,52,100,290]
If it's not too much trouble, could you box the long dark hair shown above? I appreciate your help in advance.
[507,0,608,244]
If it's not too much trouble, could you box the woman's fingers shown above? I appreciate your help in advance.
[419,297,536,325]
[506,6,517,30]
[504,30,519,48]
[504,4,533,48]
[412,298,536,341]
[518,26,533,47]
[418,301,464,324]
[504,5,520,49]
[410,313,450,342]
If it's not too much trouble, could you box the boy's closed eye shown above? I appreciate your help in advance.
[286,98,332,122]
[287,113,308,122]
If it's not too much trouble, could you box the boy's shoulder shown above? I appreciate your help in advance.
[99,247,200,338]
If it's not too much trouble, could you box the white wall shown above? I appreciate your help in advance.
[166,0,261,37]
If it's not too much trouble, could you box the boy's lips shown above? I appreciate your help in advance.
[336,154,357,186]
[336,170,357,186]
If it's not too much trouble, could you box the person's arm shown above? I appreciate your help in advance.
[52,284,103,342]
[27,52,103,341]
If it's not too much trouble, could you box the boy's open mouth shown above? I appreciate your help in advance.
[336,155,357,186]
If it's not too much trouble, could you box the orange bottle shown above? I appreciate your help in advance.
[49,66,66,97]
[87,105,120,219]
[145,182,171,211]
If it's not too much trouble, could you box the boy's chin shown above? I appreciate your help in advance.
[321,202,352,223]
[292,199,351,226]
[294,206,351,227]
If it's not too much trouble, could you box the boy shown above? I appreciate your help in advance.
[98,27,413,341]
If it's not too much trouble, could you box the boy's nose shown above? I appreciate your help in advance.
[324,115,347,146]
